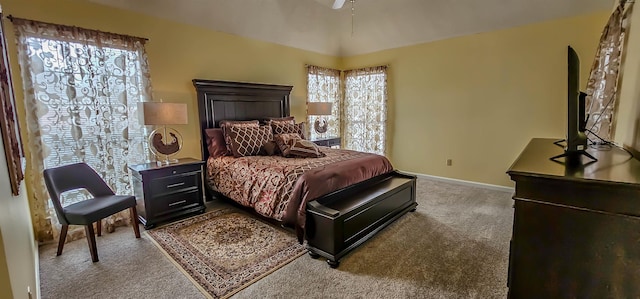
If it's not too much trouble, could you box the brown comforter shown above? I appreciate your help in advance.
[206,147,393,241]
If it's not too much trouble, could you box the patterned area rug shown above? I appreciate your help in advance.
[147,209,307,298]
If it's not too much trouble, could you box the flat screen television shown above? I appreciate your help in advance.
[550,46,597,163]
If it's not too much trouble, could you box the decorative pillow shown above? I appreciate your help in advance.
[274,133,302,156]
[296,122,307,140]
[219,120,260,153]
[260,141,278,156]
[275,133,325,158]
[265,116,295,125]
[227,125,273,157]
[288,139,325,158]
[271,122,306,140]
[204,128,228,158]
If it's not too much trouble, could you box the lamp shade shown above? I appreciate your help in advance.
[307,102,332,116]
[139,102,188,125]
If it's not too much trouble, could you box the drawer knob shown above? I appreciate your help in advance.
[172,170,177,174]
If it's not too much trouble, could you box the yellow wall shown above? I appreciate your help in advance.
[0,1,618,295]
[341,11,610,186]
[0,230,12,299]
[1,1,610,191]
[0,137,38,298]
[3,0,340,163]
[0,0,337,297]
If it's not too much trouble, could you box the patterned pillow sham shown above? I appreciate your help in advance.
[204,128,228,158]
[219,120,260,153]
[271,122,306,140]
[227,125,273,158]
[265,116,295,125]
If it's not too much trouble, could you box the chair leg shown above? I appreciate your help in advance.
[57,224,68,256]
[96,219,102,237]
[130,206,141,238]
[84,224,99,262]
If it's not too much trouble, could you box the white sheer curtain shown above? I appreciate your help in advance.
[306,65,341,140]
[13,18,152,242]
[585,1,633,142]
[343,66,388,155]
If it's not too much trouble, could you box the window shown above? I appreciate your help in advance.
[29,38,148,178]
[584,3,630,143]
[343,66,388,155]
[306,65,388,155]
[14,18,152,242]
[306,65,341,140]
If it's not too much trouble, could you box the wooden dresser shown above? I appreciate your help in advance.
[506,138,640,298]
[129,158,205,229]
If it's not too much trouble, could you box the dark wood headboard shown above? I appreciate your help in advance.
[193,79,293,160]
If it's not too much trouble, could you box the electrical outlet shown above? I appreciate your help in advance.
[446,159,452,166]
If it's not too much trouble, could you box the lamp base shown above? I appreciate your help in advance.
[314,118,328,134]
[148,127,183,166]
[156,158,179,166]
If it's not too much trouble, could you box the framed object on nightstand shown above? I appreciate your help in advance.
[310,136,341,148]
[129,158,206,229]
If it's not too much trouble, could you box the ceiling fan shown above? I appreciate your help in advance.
[331,0,357,35]
[332,0,355,10]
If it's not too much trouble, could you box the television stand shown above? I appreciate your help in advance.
[549,150,597,163]
[550,139,597,163]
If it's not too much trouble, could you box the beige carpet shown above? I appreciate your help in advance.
[147,209,306,298]
[39,178,513,298]
[235,178,512,298]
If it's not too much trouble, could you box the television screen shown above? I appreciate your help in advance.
[550,46,597,163]
[566,45,587,153]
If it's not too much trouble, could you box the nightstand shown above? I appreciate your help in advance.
[311,136,341,148]
[129,158,206,229]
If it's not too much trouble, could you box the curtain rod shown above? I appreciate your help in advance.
[305,64,390,70]
[5,15,149,42]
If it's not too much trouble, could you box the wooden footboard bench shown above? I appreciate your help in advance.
[305,171,417,268]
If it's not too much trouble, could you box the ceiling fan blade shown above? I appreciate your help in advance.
[332,0,346,9]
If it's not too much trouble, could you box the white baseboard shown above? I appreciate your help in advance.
[399,170,514,193]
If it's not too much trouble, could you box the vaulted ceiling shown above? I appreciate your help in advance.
[88,0,612,56]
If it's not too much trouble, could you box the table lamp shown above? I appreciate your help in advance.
[307,102,333,135]
[139,102,188,165]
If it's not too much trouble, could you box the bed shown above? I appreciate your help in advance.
[194,79,417,267]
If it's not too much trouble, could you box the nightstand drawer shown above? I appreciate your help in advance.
[150,173,199,197]
[151,189,201,217]
[146,164,202,179]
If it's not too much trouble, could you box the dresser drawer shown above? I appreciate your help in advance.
[149,173,200,197]
[150,189,201,217]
